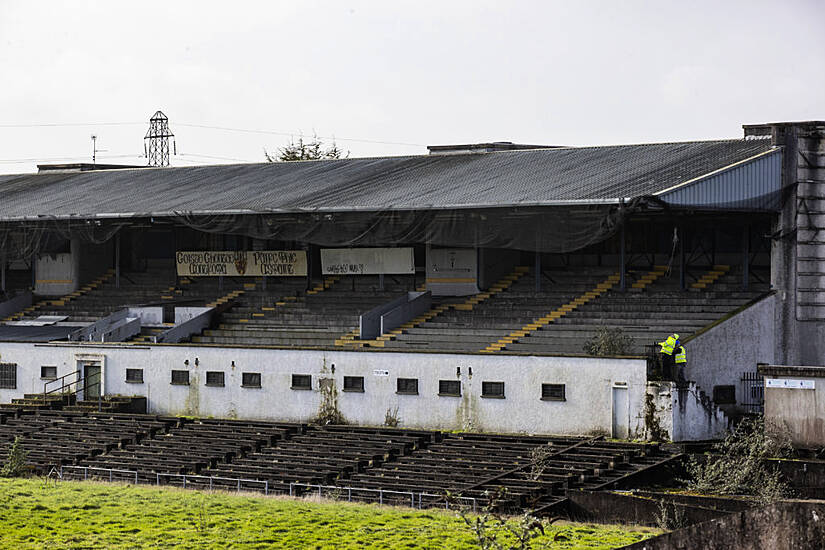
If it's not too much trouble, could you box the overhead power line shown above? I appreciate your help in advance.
[0,154,141,164]
[176,123,425,148]
[0,122,144,128]
[0,120,425,148]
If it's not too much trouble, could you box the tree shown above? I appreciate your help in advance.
[265,134,347,162]
[1,436,28,477]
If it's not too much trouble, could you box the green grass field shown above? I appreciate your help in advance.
[0,478,659,549]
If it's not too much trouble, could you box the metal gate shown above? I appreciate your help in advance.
[740,371,764,413]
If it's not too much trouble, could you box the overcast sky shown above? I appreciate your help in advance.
[0,0,822,174]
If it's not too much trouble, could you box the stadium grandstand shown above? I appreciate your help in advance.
[0,120,822,450]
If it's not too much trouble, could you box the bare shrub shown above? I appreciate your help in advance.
[583,326,632,356]
[384,406,400,427]
[654,499,687,531]
[686,417,793,505]
[449,488,559,550]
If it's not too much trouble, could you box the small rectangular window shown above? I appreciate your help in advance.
[205,371,225,387]
[40,366,57,380]
[541,383,566,401]
[171,370,189,385]
[0,363,17,389]
[242,372,262,388]
[125,369,144,383]
[713,385,736,404]
[438,380,461,397]
[343,376,364,392]
[291,374,312,390]
[482,381,505,398]
[396,378,419,395]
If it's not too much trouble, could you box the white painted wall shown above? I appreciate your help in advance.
[0,343,648,436]
[648,381,730,442]
[686,294,776,412]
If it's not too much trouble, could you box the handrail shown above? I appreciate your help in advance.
[43,369,81,397]
[42,372,103,411]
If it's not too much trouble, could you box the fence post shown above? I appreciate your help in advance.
[289,483,294,497]
[318,485,322,499]
[109,469,112,482]
[84,467,88,481]
[183,476,187,489]
[379,489,383,506]
[410,492,414,508]
[265,481,268,496]
[135,471,138,485]
[209,477,213,491]
[156,473,160,486]
[472,498,477,514]
[348,487,352,502]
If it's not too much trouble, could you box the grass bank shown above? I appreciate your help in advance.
[0,478,659,549]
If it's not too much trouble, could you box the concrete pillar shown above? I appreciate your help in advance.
[115,233,121,289]
[679,225,686,291]
[619,223,626,291]
[742,224,749,291]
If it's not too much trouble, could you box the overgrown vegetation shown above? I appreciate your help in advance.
[0,436,28,478]
[583,326,632,356]
[265,134,347,162]
[529,445,555,481]
[312,380,347,425]
[686,417,793,505]
[384,406,400,427]
[654,499,687,531]
[451,488,555,550]
[0,478,659,549]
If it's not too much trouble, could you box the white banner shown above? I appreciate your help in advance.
[176,250,307,277]
[321,248,415,275]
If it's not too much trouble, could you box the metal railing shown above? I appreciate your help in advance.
[43,372,103,411]
[59,465,139,484]
[155,473,270,494]
[50,466,476,512]
[288,483,477,512]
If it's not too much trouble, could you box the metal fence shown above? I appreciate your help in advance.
[740,371,764,413]
[288,483,477,512]
[59,466,139,484]
[52,466,475,512]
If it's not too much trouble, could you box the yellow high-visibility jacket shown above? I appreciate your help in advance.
[659,335,678,355]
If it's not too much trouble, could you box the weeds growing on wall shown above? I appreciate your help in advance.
[312,381,347,425]
[654,499,687,531]
[643,393,669,442]
[583,326,632,356]
[0,436,28,478]
[384,406,400,427]
[686,417,793,505]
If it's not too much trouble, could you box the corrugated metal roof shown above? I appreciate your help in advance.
[657,149,782,210]
[0,138,776,221]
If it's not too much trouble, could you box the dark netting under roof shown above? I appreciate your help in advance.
[0,202,633,258]
[0,138,776,258]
